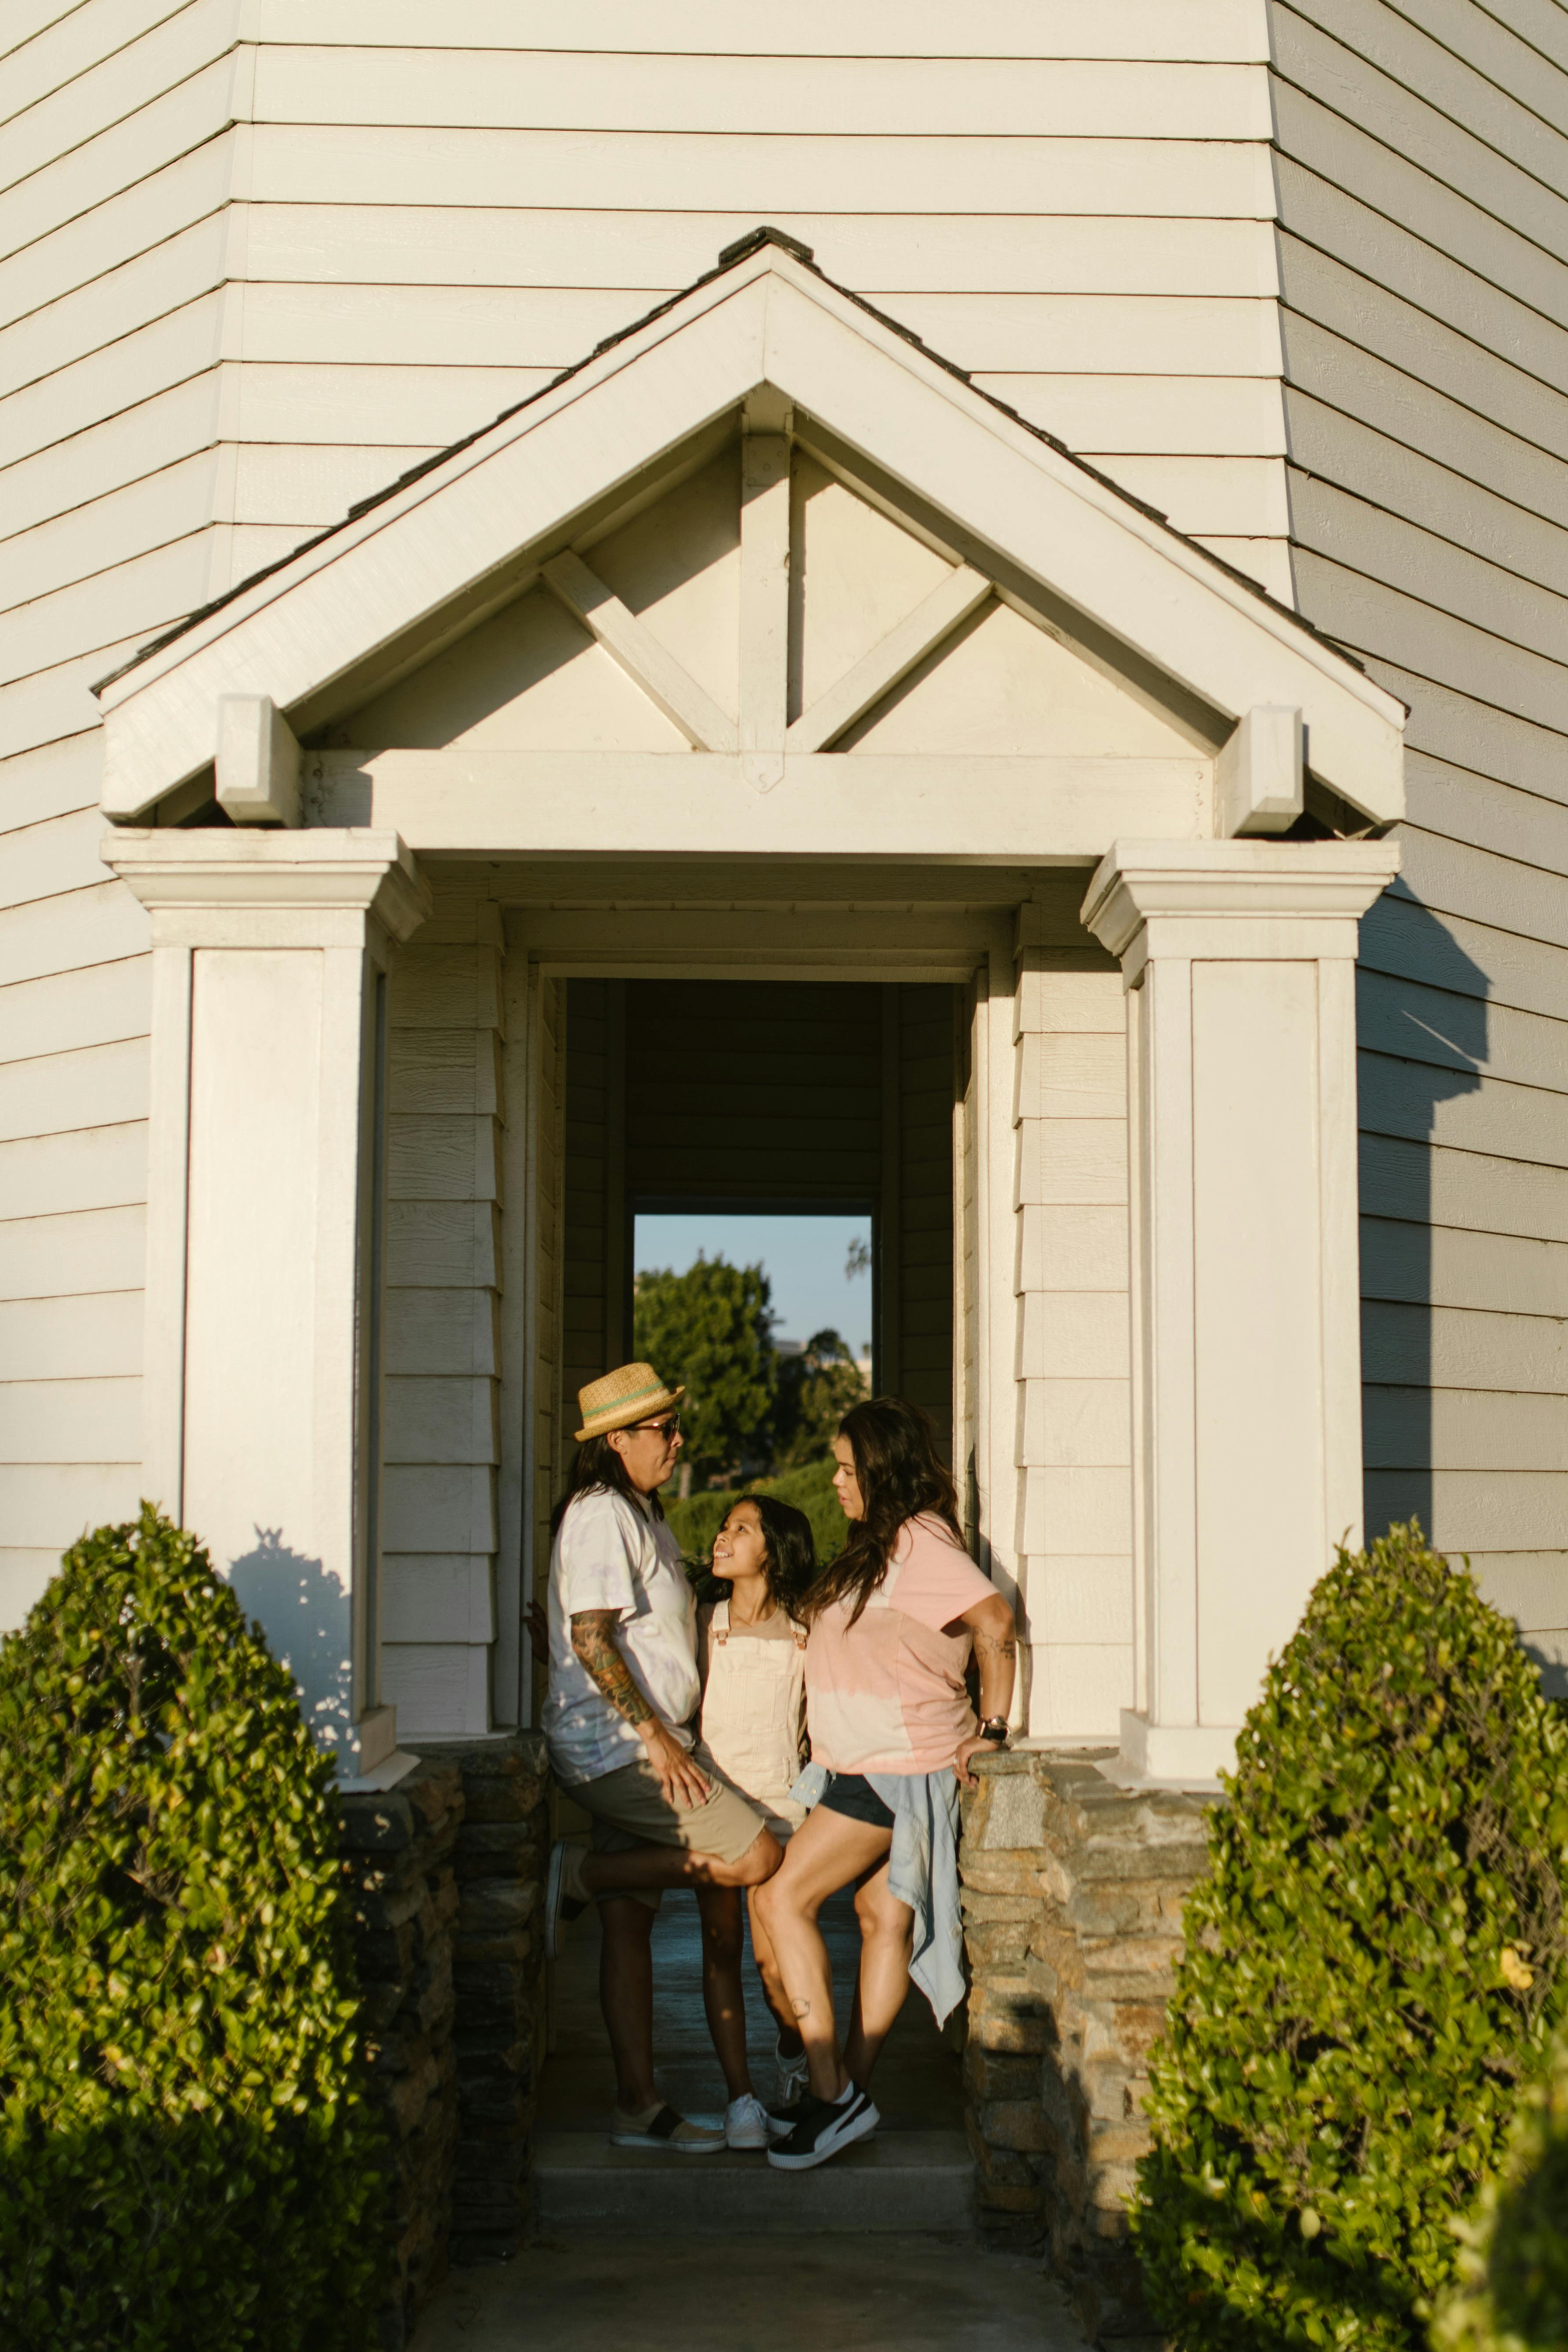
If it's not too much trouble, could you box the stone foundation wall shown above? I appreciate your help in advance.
[420,1734,551,2264]
[337,1733,549,2346]
[960,1750,1211,2342]
[338,1757,463,2349]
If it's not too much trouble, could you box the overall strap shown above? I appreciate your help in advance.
[712,1597,729,1644]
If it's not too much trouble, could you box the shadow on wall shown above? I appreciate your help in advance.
[1350,889,1568,1680]
[228,1529,354,1751]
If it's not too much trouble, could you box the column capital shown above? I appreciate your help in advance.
[102,826,431,948]
[1081,838,1400,982]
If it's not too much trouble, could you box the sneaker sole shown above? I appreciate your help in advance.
[608,2133,726,2154]
[725,2130,770,2150]
[766,2100,881,2171]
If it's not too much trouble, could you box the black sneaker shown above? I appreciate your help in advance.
[765,2082,881,2171]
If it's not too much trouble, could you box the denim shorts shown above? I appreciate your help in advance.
[817,1770,896,1831]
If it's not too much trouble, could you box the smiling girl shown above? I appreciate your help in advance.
[689,1493,817,2144]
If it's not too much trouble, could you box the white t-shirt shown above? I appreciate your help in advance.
[542,1486,700,1786]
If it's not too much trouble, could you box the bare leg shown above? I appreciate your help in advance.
[753,1807,892,2103]
[842,1861,915,2090]
[746,1886,803,2057]
[696,1884,753,2102]
[598,1896,658,2114]
[580,1826,781,1897]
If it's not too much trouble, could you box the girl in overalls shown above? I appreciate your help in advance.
[692,1492,815,2147]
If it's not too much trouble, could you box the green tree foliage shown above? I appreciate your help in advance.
[1435,2026,1568,2352]
[633,1253,777,1481]
[663,1457,845,1582]
[773,1327,867,1470]
[1131,1522,1568,2352]
[0,1508,386,2352]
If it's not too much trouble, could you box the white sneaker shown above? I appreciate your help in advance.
[724,2093,775,2150]
[773,2039,809,2110]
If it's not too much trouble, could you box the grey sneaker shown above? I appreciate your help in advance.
[773,2037,809,2109]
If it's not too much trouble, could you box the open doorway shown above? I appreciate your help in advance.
[535,973,970,2212]
[558,976,959,1494]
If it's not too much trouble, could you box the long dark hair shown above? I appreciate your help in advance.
[550,1433,666,1538]
[733,1494,817,1617]
[800,1395,963,1627]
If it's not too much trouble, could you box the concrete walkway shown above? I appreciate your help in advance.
[414,2233,1083,2350]
[412,1887,1085,2351]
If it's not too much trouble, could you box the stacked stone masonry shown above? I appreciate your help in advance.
[337,1734,549,2348]
[337,1758,463,2350]
[960,1749,1211,2344]
[421,1734,551,2266]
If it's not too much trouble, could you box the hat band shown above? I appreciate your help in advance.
[586,1375,668,1415]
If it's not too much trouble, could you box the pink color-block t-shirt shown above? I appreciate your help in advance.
[805,1513,997,1775]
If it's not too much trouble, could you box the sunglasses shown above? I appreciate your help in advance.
[631,1414,681,1440]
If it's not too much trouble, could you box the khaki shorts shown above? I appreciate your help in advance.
[571,1752,768,1911]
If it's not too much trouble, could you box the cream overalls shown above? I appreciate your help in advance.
[694,1600,809,1837]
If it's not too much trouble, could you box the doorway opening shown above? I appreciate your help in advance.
[558,975,960,1489]
[535,972,970,2221]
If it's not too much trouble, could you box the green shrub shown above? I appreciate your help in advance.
[0,1507,386,2352]
[663,1456,846,1583]
[1435,2027,1568,2352]
[1131,1522,1568,2352]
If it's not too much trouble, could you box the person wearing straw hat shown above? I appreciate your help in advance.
[540,1362,785,2156]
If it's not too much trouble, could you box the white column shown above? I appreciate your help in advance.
[106,829,431,1775]
[1081,839,1398,1782]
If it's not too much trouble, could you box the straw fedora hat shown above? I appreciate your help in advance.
[574,1361,686,1444]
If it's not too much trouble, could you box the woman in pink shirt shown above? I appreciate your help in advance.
[755,1396,1018,2173]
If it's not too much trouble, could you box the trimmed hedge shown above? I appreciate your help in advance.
[0,1508,386,2352]
[1131,1523,1568,2352]
[1436,2027,1568,2352]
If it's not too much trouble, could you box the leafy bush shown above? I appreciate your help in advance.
[0,1507,385,2352]
[1131,1522,1568,2352]
[1435,2026,1568,2352]
[664,1456,845,1581]
[633,1253,777,1480]
[772,1329,867,1469]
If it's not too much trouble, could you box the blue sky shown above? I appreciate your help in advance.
[634,1212,874,1354]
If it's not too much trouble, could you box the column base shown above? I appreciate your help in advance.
[352,1702,400,1774]
[1119,1709,1236,1787]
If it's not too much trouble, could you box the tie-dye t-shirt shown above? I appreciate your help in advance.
[805,1513,997,1774]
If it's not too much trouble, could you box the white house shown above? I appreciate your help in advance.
[3,3,1564,1784]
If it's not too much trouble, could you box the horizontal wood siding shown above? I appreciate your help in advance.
[379,896,503,1734]
[0,2,246,1617]
[1271,0,1568,1688]
[1013,889,1134,1737]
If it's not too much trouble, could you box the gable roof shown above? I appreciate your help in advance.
[97,230,1405,824]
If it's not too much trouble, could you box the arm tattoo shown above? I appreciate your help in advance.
[571,1608,654,1728]
[973,1630,1017,1664]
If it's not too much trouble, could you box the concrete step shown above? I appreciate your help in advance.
[531,2127,975,2236]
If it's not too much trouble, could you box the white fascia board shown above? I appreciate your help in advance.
[98,268,777,817]
[758,275,1405,820]
[98,244,1404,824]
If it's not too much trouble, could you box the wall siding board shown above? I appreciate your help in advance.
[0,1203,146,1300]
[1272,1,1568,1616]
[251,51,1274,141]
[245,206,1278,299]
[0,59,239,264]
[253,5,1270,63]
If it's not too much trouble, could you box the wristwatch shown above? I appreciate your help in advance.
[977,1716,1011,1749]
